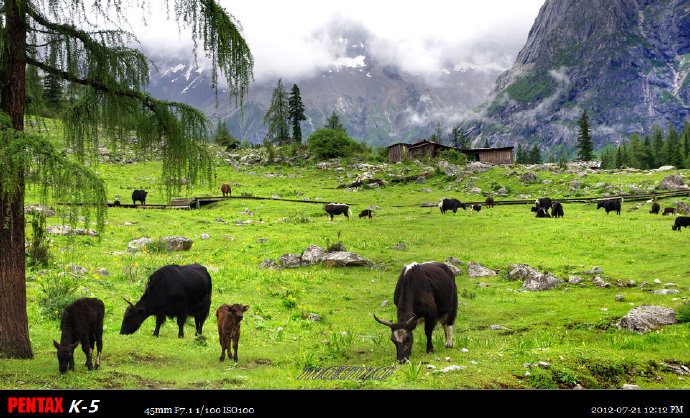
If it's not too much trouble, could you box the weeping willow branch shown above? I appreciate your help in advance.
[1,128,107,234]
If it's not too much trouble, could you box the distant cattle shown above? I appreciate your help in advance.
[649,202,660,214]
[662,207,675,216]
[324,203,351,220]
[53,298,104,374]
[113,200,121,207]
[359,209,374,219]
[535,207,551,218]
[672,216,690,231]
[551,202,564,218]
[120,263,212,338]
[597,199,622,215]
[535,198,552,211]
[471,204,481,212]
[221,184,232,197]
[374,262,457,363]
[438,198,466,214]
[485,197,495,208]
[216,303,249,362]
[132,189,148,205]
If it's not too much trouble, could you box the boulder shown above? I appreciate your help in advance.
[616,305,678,334]
[46,225,99,237]
[24,204,56,217]
[278,253,302,268]
[659,174,688,190]
[444,263,463,276]
[260,259,281,269]
[127,237,154,252]
[522,272,564,291]
[520,171,538,183]
[465,162,492,173]
[467,262,496,278]
[320,252,374,267]
[161,236,193,251]
[506,264,541,281]
[301,244,325,266]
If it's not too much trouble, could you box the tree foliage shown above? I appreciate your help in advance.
[600,122,688,170]
[0,0,254,359]
[264,78,290,145]
[288,84,306,143]
[577,109,593,161]
[307,128,361,159]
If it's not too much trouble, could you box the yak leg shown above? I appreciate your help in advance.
[81,335,93,370]
[442,324,454,348]
[176,315,186,338]
[153,315,166,337]
[424,320,436,354]
[219,335,227,362]
[232,334,240,362]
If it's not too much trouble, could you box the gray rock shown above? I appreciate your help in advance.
[465,162,492,173]
[260,259,281,269]
[24,204,56,217]
[301,244,325,266]
[201,234,210,240]
[568,276,585,284]
[520,171,538,183]
[506,264,541,281]
[615,295,626,302]
[415,176,427,184]
[278,253,302,268]
[257,238,269,243]
[160,236,193,251]
[66,263,87,275]
[616,305,678,334]
[46,225,99,237]
[592,276,611,287]
[96,268,110,276]
[522,272,564,291]
[446,257,463,266]
[468,262,496,278]
[126,237,154,252]
[675,200,690,215]
[652,289,680,295]
[320,251,374,267]
[660,174,688,190]
[390,243,406,250]
[444,263,463,276]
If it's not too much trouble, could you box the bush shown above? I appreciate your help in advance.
[676,301,690,323]
[307,128,361,159]
[38,272,79,321]
[27,210,51,267]
[438,149,467,165]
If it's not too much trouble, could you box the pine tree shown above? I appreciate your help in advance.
[0,0,253,359]
[515,143,526,164]
[483,139,490,148]
[213,119,239,149]
[264,79,290,145]
[429,122,443,143]
[326,110,345,132]
[288,84,306,143]
[529,144,542,164]
[577,109,593,161]
[651,124,664,167]
[42,72,63,111]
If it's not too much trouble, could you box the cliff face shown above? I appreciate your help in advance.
[471,0,690,155]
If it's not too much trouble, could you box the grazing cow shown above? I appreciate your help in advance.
[535,207,551,218]
[597,199,622,215]
[535,198,552,211]
[113,200,121,207]
[672,216,690,231]
[120,263,212,338]
[53,298,104,374]
[132,189,148,205]
[485,197,495,208]
[216,304,249,362]
[662,207,675,216]
[324,203,351,220]
[551,202,564,218]
[649,202,660,214]
[471,204,481,212]
[359,209,374,219]
[221,184,232,197]
[438,198,466,214]
[374,262,457,363]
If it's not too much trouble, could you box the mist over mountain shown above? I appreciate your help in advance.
[468,0,690,156]
[144,19,511,146]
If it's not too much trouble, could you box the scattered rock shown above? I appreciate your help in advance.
[659,174,688,190]
[325,242,347,253]
[520,171,538,183]
[301,244,325,266]
[506,264,541,281]
[446,257,463,266]
[652,289,680,295]
[390,243,406,250]
[615,295,626,302]
[278,253,302,268]
[444,263,463,276]
[592,276,611,288]
[126,237,154,252]
[467,262,496,278]
[46,225,99,237]
[260,259,281,269]
[320,252,374,267]
[522,272,564,292]
[160,236,193,251]
[616,305,678,334]
[201,234,210,240]
[24,204,56,217]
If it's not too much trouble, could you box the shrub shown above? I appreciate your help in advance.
[38,272,79,321]
[438,149,467,165]
[27,210,51,267]
[676,301,690,323]
[307,128,361,159]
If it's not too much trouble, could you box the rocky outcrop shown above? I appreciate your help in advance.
[617,305,678,334]
[470,0,690,152]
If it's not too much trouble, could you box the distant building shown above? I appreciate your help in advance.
[387,140,514,165]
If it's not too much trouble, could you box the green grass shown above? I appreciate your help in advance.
[4,140,690,390]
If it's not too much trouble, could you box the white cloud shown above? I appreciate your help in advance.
[129,0,545,83]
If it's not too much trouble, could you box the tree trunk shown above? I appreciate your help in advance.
[0,0,33,359]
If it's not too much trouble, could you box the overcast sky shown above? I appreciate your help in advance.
[132,0,546,83]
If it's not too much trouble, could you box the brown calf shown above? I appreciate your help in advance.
[662,207,675,216]
[221,184,232,197]
[216,303,249,362]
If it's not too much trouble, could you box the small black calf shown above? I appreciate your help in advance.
[359,209,374,219]
[53,298,104,373]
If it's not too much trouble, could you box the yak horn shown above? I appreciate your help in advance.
[404,314,417,327]
[121,296,134,308]
[373,314,393,328]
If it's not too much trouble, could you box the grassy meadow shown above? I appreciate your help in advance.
[3,125,690,389]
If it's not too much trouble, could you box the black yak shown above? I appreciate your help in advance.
[53,298,104,373]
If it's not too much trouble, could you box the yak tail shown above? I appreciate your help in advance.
[348,208,352,217]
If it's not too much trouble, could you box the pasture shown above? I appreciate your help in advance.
[3,140,690,390]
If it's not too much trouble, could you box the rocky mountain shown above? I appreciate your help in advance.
[144,25,501,146]
[468,0,690,156]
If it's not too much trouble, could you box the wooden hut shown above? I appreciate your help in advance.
[459,146,514,165]
[388,141,514,165]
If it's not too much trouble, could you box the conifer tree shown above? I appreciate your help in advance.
[529,144,542,164]
[288,84,306,143]
[326,110,345,132]
[264,79,290,145]
[577,109,593,161]
[515,143,526,164]
[0,0,253,359]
